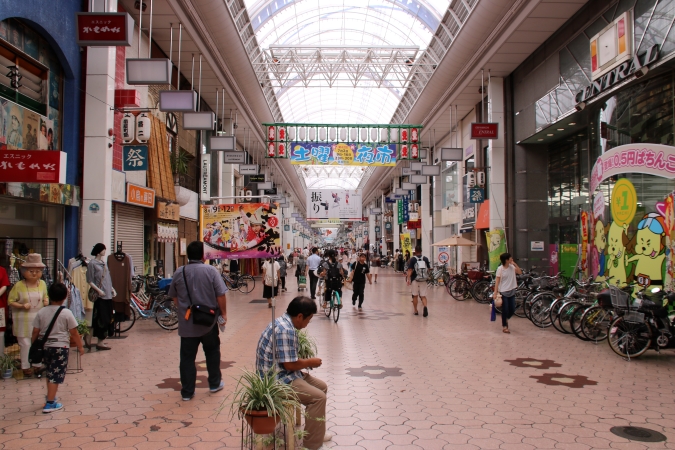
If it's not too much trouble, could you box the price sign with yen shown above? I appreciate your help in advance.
[610,178,637,226]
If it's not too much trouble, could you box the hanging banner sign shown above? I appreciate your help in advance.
[75,12,134,46]
[470,123,499,139]
[590,143,675,192]
[0,150,66,183]
[400,233,413,258]
[307,189,362,220]
[485,228,507,271]
[201,154,210,201]
[239,164,259,175]
[403,196,410,222]
[200,203,281,260]
[290,142,396,166]
[223,151,246,164]
[126,183,155,208]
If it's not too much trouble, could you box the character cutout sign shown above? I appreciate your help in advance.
[200,203,281,260]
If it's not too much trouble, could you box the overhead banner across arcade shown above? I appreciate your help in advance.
[200,203,281,260]
[307,189,362,220]
[290,142,397,166]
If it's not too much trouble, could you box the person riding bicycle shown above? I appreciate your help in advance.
[317,249,344,310]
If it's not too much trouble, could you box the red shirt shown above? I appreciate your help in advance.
[0,266,9,332]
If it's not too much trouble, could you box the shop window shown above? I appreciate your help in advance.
[548,137,588,219]
[0,18,62,150]
[441,161,459,207]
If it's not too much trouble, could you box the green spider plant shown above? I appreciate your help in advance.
[297,330,317,359]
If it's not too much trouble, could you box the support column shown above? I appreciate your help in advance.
[488,77,507,232]
[369,202,376,253]
[222,162,234,198]
[81,1,116,254]
[393,180,400,256]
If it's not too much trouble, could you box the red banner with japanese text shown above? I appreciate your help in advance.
[0,150,66,183]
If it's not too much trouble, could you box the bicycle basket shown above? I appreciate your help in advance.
[609,286,632,309]
[467,270,484,281]
[532,277,553,289]
[623,311,645,324]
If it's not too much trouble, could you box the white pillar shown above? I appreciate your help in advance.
[421,182,432,258]
[81,0,116,254]
[393,180,400,255]
[222,160,234,198]
[488,77,506,231]
[369,202,376,253]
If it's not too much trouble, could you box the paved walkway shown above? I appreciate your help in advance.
[1,270,674,449]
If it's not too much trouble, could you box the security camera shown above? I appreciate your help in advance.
[575,102,586,112]
[635,66,649,78]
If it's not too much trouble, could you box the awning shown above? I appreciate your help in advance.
[432,236,476,246]
[475,200,490,229]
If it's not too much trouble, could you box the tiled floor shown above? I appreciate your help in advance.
[2,270,675,449]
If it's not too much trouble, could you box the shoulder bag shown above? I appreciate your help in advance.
[183,267,217,327]
[87,265,105,303]
[29,306,65,365]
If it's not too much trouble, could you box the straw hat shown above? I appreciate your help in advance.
[21,253,46,268]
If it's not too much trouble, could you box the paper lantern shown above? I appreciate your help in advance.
[350,128,358,142]
[411,127,419,143]
[278,126,286,141]
[309,127,316,141]
[268,125,275,141]
[121,112,135,144]
[370,128,378,142]
[339,128,347,141]
[400,144,409,159]
[401,129,409,143]
[411,143,419,159]
[288,127,296,140]
[390,128,398,143]
[329,127,337,141]
[135,112,151,143]
[278,142,286,157]
[319,127,327,141]
[360,128,368,142]
[299,127,306,140]
[268,142,276,157]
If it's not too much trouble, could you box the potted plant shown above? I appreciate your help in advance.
[297,330,317,359]
[71,319,89,347]
[1,354,16,379]
[223,369,301,435]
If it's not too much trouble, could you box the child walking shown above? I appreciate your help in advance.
[31,283,84,413]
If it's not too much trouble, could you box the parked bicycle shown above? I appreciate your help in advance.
[428,263,451,287]
[118,275,178,332]
[222,271,255,294]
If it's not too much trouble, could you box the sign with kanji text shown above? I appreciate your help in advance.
[123,145,148,171]
[306,189,362,220]
[290,142,397,166]
[126,183,155,208]
[469,188,485,203]
[403,196,410,222]
[470,123,499,139]
[156,200,179,222]
[75,12,134,46]
[0,150,66,183]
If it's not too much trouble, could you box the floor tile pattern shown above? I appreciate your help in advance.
[1,269,675,449]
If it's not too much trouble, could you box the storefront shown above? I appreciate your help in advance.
[0,12,82,271]
[511,0,675,283]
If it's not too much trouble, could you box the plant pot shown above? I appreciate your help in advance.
[2,369,12,379]
[242,408,281,435]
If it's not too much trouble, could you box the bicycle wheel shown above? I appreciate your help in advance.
[118,305,137,333]
[529,293,556,328]
[323,294,331,317]
[513,289,528,318]
[549,299,568,333]
[237,275,255,294]
[471,280,492,304]
[558,301,582,334]
[570,305,590,340]
[608,316,652,358]
[449,279,471,301]
[580,306,612,342]
[155,298,179,330]
[332,291,340,323]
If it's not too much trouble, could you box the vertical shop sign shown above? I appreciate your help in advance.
[403,196,409,222]
[123,145,148,171]
[201,154,210,201]
[400,233,412,257]
[580,211,589,274]
[397,200,403,224]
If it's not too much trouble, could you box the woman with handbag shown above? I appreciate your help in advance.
[86,244,116,350]
[262,257,280,308]
[494,252,522,334]
[8,254,49,378]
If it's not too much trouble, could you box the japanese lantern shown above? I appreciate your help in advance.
[288,127,296,140]
[278,142,286,157]
[319,127,327,141]
[350,128,358,142]
[309,127,316,141]
[401,128,409,143]
[268,142,276,157]
[278,126,286,141]
[400,144,409,159]
[411,143,419,159]
[135,112,151,143]
[339,127,347,141]
[268,125,275,141]
[299,126,306,141]
[121,112,135,144]
[411,127,419,143]
[329,127,337,141]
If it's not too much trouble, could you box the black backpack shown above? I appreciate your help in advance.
[325,261,342,289]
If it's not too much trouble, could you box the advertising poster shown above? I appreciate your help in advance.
[200,203,281,260]
[0,98,54,150]
[307,189,362,220]
[485,228,507,271]
[400,233,412,258]
[290,142,397,166]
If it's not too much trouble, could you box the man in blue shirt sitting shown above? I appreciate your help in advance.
[255,296,330,450]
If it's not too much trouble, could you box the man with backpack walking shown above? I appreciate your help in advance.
[318,250,344,310]
[406,246,431,317]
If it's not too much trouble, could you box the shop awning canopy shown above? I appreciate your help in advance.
[475,200,490,229]
[432,235,476,247]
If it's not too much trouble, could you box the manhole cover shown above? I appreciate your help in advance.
[610,426,667,442]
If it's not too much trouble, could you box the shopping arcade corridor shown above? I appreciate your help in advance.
[1,273,674,450]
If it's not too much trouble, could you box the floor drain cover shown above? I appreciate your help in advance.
[610,426,667,442]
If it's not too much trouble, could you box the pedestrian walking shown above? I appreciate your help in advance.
[295,255,308,291]
[348,253,372,308]
[370,254,380,283]
[406,246,431,317]
[262,257,280,308]
[307,248,321,300]
[168,241,228,401]
[494,252,522,333]
[278,255,288,292]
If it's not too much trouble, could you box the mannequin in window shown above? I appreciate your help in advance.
[86,244,116,351]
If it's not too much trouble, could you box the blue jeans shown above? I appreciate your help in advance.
[501,294,516,327]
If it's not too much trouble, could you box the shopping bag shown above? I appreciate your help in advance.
[490,302,496,322]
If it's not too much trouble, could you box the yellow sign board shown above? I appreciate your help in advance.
[611,178,637,226]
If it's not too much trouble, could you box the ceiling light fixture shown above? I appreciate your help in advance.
[557,128,564,131]
[568,122,576,126]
